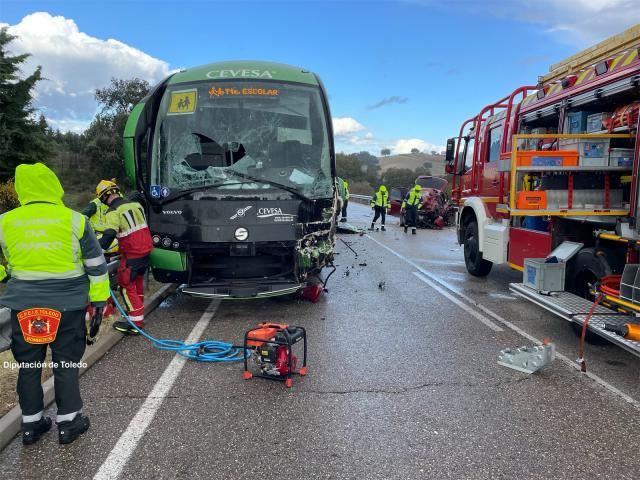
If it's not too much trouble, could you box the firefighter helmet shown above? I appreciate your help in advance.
[96,179,121,201]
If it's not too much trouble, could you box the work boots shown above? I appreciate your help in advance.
[412,228,417,235]
[22,416,52,445]
[369,222,375,231]
[113,320,143,335]
[381,225,386,231]
[404,226,408,233]
[339,217,347,223]
[57,414,90,445]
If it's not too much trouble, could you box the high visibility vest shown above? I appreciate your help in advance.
[0,203,109,302]
[402,189,423,209]
[370,190,390,208]
[344,181,350,201]
[89,198,109,232]
[90,198,119,254]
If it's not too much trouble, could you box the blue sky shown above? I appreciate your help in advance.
[1,0,639,154]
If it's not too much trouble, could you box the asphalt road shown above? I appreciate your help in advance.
[0,202,639,479]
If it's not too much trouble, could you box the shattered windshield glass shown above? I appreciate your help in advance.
[151,81,332,199]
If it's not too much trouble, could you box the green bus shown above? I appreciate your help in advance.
[123,61,337,298]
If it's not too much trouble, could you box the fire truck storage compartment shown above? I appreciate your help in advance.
[587,112,613,133]
[558,138,609,166]
[620,264,640,305]
[507,228,552,268]
[610,148,634,167]
[516,191,547,209]
[567,111,590,134]
[516,150,578,167]
[523,241,583,292]
[483,223,509,264]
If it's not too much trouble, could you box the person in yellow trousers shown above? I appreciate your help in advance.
[369,185,391,231]
[0,163,110,445]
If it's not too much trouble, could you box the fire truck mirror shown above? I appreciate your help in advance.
[445,138,456,174]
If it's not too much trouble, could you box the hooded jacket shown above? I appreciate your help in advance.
[402,185,423,209]
[370,185,391,208]
[0,163,109,311]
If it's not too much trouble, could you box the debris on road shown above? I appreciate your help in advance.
[378,281,386,291]
[498,342,556,374]
[339,237,359,257]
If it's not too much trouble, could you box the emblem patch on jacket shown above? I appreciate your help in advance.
[18,308,62,344]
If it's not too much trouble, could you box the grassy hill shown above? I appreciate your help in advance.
[377,153,447,175]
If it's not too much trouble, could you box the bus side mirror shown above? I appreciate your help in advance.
[445,138,456,174]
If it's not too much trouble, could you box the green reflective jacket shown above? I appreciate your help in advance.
[0,163,109,308]
[370,186,390,208]
[402,186,423,209]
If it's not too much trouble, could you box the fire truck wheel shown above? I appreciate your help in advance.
[463,220,492,277]
[566,247,611,344]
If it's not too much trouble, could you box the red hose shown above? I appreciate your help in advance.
[578,293,604,373]
[599,275,622,297]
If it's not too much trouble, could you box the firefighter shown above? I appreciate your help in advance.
[81,193,119,256]
[96,180,153,335]
[340,179,349,222]
[369,185,391,231]
[402,184,423,234]
[0,163,109,445]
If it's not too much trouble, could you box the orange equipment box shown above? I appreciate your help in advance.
[516,191,547,210]
[516,150,579,167]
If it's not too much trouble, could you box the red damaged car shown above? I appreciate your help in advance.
[389,176,454,229]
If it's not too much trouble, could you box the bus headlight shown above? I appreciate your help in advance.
[152,235,161,245]
[172,241,180,249]
[161,237,172,248]
[234,227,249,241]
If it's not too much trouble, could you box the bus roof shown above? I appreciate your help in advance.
[168,60,320,86]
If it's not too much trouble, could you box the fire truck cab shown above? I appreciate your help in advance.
[447,25,640,356]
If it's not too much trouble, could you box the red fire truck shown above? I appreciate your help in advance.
[446,25,640,356]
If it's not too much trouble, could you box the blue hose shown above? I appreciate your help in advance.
[109,287,248,362]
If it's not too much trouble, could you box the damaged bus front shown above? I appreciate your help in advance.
[123,61,337,298]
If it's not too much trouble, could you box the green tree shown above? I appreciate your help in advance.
[336,153,366,183]
[86,77,150,182]
[410,148,420,154]
[0,28,54,180]
[380,148,391,156]
[381,167,416,188]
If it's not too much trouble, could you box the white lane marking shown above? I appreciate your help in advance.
[366,234,640,410]
[94,300,220,480]
[413,272,503,332]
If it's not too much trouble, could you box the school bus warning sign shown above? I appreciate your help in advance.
[168,89,197,114]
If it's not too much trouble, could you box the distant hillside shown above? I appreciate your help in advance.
[377,153,447,176]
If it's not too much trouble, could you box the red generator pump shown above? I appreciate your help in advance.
[243,323,307,388]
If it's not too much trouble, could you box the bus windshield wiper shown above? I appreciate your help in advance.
[226,171,310,201]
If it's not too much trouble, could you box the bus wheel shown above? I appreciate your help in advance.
[463,220,492,277]
[566,248,611,344]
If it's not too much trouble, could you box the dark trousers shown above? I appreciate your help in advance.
[11,309,86,416]
[341,200,348,218]
[405,206,418,228]
[372,206,386,225]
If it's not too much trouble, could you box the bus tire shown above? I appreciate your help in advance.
[463,220,492,277]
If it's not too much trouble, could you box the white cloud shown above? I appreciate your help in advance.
[2,12,171,131]
[446,0,640,47]
[389,138,445,154]
[332,117,366,136]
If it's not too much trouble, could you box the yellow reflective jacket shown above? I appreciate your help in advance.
[370,186,390,208]
[0,163,109,308]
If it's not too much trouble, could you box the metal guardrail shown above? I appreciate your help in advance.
[348,194,371,203]
[0,257,120,353]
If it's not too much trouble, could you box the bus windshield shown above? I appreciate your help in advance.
[151,80,332,199]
